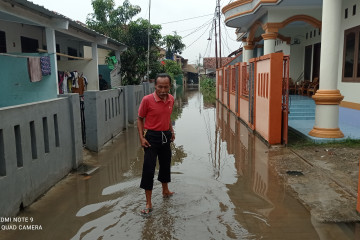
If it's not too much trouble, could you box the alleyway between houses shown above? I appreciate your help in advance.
[0,88,358,240]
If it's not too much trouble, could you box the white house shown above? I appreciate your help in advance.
[222,0,360,139]
[0,0,127,218]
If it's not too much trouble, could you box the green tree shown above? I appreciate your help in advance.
[86,0,141,38]
[87,0,162,85]
[163,33,186,60]
[120,19,162,84]
[160,59,183,85]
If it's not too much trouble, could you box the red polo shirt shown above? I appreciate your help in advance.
[138,92,174,131]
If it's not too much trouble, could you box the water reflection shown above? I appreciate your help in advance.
[215,101,358,239]
[1,88,356,240]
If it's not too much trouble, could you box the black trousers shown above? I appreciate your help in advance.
[140,130,172,190]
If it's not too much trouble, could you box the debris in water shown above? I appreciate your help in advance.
[286,170,304,176]
[77,164,99,176]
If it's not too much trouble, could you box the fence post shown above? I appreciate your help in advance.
[64,94,83,168]
[357,157,360,213]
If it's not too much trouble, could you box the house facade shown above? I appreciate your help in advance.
[222,0,360,139]
[0,0,127,218]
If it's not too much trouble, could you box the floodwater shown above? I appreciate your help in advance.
[0,87,357,240]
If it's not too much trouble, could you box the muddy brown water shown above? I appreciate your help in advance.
[0,88,358,240]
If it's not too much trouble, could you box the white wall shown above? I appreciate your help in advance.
[56,36,84,61]
[84,46,109,64]
[57,59,99,90]
[268,8,322,23]
[338,0,360,104]
[0,20,86,61]
[0,20,44,53]
[278,24,321,83]
[274,40,290,55]
[289,44,304,82]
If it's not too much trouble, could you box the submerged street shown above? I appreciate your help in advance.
[0,87,357,240]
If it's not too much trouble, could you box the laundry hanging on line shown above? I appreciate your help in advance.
[58,70,87,95]
[40,56,51,76]
[27,57,42,82]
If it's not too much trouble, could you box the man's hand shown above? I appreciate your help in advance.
[171,132,175,142]
[140,136,151,148]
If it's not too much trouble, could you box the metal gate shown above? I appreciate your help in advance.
[80,96,86,145]
[248,62,255,127]
[282,56,290,145]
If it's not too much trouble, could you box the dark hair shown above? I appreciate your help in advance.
[155,73,171,85]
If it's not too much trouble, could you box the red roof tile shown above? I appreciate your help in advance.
[203,57,234,69]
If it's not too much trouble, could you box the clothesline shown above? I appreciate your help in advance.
[37,49,92,61]
[0,51,92,61]
[0,52,54,59]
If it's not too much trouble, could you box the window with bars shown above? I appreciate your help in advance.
[21,36,39,53]
[241,65,249,97]
[0,31,6,53]
[342,25,360,82]
[231,67,236,93]
[224,68,229,91]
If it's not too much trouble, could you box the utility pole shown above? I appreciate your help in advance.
[218,0,222,68]
[146,0,151,82]
[214,18,218,69]
[198,53,201,87]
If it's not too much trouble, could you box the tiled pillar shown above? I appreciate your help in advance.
[309,0,344,138]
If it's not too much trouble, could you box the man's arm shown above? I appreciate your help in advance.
[137,116,151,147]
[169,121,175,142]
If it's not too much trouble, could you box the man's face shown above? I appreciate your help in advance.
[155,77,171,100]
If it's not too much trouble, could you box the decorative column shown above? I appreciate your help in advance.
[261,32,278,55]
[45,28,59,94]
[243,39,255,63]
[115,50,121,66]
[256,44,263,57]
[309,0,344,138]
[88,42,100,91]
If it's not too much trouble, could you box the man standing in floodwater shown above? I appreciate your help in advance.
[137,73,175,215]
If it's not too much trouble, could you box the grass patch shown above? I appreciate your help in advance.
[288,130,360,148]
[200,77,216,105]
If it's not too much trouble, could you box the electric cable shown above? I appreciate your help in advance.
[158,13,213,25]
[222,20,237,41]
[181,18,214,39]
[202,19,215,57]
[184,20,213,50]
[220,21,232,53]
[221,31,232,53]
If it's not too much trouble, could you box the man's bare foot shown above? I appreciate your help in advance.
[162,191,174,198]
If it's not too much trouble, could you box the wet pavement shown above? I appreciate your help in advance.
[0,87,358,239]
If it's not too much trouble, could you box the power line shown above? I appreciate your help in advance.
[184,19,213,50]
[176,20,213,33]
[222,21,237,41]
[202,22,214,58]
[158,13,213,25]
[181,18,214,39]
[221,31,232,53]
[220,21,233,53]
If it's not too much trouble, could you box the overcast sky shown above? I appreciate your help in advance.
[30,0,241,64]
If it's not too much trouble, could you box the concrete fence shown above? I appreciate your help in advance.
[143,82,155,95]
[0,94,83,217]
[217,53,284,144]
[126,85,144,124]
[0,83,154,218]
[84,87,128,152]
